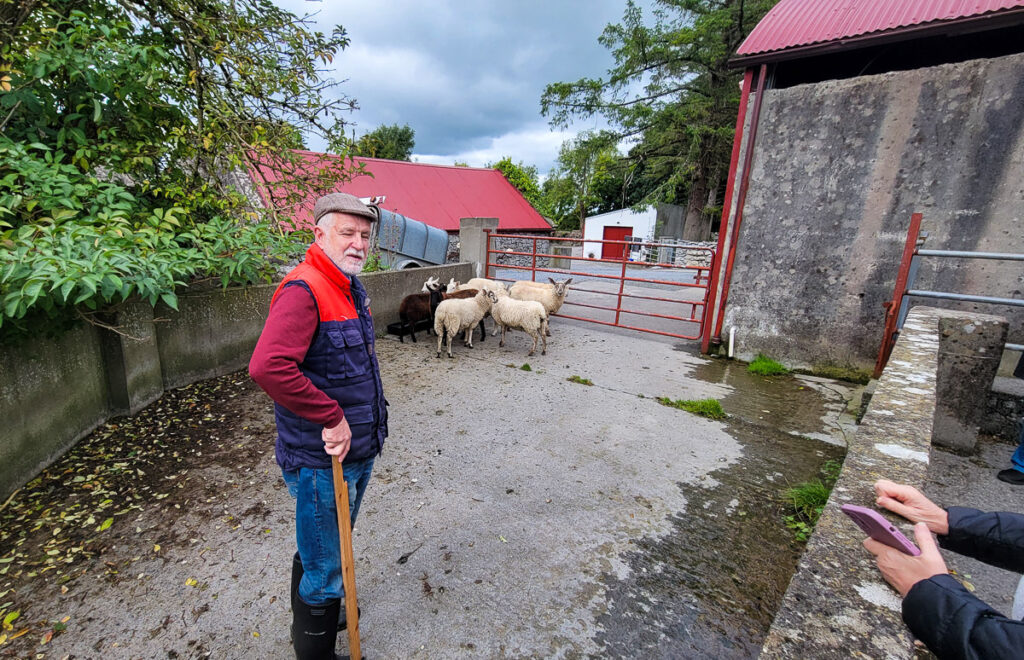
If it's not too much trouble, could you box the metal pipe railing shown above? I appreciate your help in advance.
[905,290,1024,307]
[876,217,1023,378]
[916,250,1024,261]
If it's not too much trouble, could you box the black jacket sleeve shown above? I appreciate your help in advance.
[939,507,1024,574]
[903,574,1024,660]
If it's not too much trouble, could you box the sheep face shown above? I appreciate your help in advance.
[421,275,440,293]
[548,277,573,297]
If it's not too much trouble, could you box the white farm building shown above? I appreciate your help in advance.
[581,206,658,262]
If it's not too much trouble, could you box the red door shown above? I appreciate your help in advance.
[602,226,632,260]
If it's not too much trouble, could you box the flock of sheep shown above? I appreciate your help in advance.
[396,276,573,358]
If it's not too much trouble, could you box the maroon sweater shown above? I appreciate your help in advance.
[248,284,345,428]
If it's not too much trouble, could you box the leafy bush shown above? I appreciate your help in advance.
[0,1,356,339]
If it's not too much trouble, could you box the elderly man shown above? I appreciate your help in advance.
[249,193,388,659]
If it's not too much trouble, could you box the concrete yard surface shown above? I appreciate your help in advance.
[2,320,862,658]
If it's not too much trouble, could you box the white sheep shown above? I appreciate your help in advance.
[444,277,459,293]
[434,289,494,358]
[490,295,548,356]
[508,278,572,336]
[457,277,508,297]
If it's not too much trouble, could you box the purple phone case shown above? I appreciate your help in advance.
[841,504,921,556]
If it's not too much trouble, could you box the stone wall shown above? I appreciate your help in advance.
[720,52,1024,371]
[762,307,1007,657]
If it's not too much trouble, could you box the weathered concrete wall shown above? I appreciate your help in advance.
[723,52,1024,371]
[156,284,276,390]
[933,315,1008,450]
[0,324,110,501]
[762,307,1005,657]
[0,263,474,500]
[360,262,474,329]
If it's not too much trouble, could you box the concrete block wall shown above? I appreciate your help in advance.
[0,323,110,504]
[720,51,1024,372]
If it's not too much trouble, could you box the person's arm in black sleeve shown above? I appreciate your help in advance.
[903,573,1024,660]
[939,507,1024,574]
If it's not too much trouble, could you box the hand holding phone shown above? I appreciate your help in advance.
[841,504,921,556]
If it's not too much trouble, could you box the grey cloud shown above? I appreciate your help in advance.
[276,0,644,169]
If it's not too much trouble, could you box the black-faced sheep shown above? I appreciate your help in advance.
[398,280,443,343]
[434,289,494,358]
[508,278,572,336]
[490,295,548,356]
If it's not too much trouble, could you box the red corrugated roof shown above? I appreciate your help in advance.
[252,151,551,233]
[737,0,1024,58]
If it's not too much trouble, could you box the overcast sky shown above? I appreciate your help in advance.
[272,1,645,175]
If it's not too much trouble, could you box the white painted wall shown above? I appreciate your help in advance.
[581,207,658,260]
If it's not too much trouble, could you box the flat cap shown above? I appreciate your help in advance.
[313,192,377,224]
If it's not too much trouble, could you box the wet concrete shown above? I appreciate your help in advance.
[0,321,852,658]
[593,375,846,658]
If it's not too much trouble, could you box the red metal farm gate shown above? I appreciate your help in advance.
[484,231,716,340]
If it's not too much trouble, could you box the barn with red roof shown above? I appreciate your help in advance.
[251,150,552,234]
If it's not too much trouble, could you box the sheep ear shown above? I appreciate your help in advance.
[548,277,556,285]
[565,278,573,285]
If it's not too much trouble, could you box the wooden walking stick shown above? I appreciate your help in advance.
[331,461,362,660]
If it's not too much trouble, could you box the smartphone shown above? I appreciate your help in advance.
[840,504,921,556]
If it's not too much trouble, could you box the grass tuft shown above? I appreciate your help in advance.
[656,397,726,420]
[567,375,593,385]
[519,363,532,372]
[781,458,843,541]
[748,354,789,376]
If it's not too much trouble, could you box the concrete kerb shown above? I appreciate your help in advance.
[761,306,1009,658]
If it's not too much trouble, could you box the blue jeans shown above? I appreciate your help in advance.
[1012,423,1024,474]
[282,457,375,606]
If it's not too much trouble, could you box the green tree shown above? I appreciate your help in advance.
[354,123,415,161]
[541,0,776,239]
[0,0,356,335]
[542,132,621,231]
[488,156,542,208]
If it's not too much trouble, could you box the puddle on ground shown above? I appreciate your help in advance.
[690,357,836,437]
[593,359,848,658]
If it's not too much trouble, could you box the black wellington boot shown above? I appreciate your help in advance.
[291,553,303,613]
[293,596,340,660]
[290,553,304,643]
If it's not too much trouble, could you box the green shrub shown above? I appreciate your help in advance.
[656,397,726,420]
[748,354,789,376]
